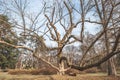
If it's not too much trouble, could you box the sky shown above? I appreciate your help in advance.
[24,0,100,47]
[0,0,100,47]
[29,0,43,13]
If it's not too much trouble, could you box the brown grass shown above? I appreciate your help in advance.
[0,71,120,80]
[8,68,57,75]
[1,69,119,80]
[84,67,101,73]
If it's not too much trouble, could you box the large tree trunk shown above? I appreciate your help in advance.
[108,58,117,76]
[59,60,65,75]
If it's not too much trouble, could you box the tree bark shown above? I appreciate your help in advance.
[108,58,117,76]
[59,60,65,75]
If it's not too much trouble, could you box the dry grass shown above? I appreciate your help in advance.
[52,74,120,80]
[8,68,57,75]
[0,69,120,80]
[84,67,101,73]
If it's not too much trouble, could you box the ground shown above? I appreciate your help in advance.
[0,72,120,80]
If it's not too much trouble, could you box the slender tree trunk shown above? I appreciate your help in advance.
[108,58,117,76]
[104,28,117,76]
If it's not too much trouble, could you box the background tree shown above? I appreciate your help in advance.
[0,14,18,69]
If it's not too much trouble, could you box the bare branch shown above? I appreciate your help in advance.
[70,50,120,71]
[80,30,105,65]
[33,53,59,71]
[0,40,33,52]
[64,1,73,26]
[45,14,60,41]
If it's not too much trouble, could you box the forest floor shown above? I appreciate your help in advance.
[0,72,120,80]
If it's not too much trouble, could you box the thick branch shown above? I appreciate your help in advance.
[56,35,82,56]
[79,30,105,65]
[80,0,84,43]
[71,28,120,70]
[45,14,60,41]
[33,54,59,71]
[0,40,60,71]
[69,50,120,71]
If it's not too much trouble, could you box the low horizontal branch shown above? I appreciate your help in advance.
[0,40,33,52]
[69,50,120,71]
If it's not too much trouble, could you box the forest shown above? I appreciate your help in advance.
[0,0,120,80]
